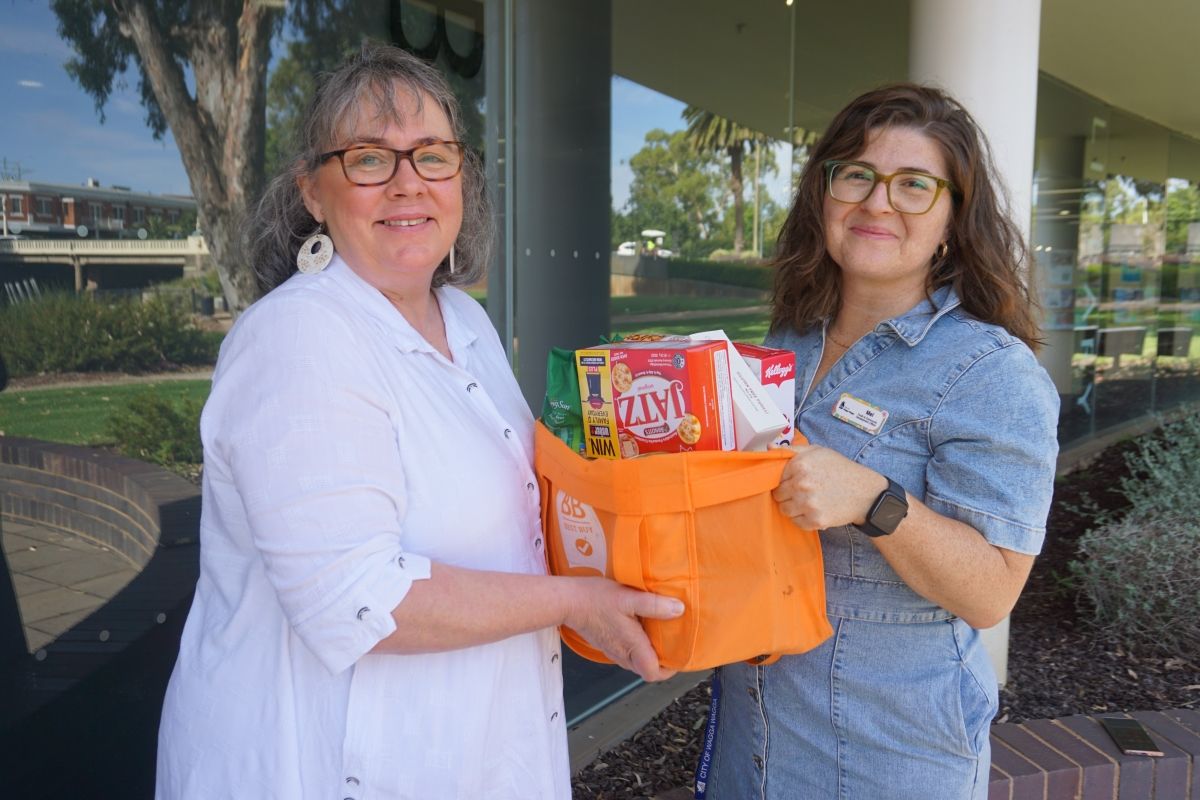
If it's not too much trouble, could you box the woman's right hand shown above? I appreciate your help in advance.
[562,578,684,682]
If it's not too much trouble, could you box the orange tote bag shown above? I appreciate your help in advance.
[534,422,832,672]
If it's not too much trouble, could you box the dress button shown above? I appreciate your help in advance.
[504,428,513,439]
[356,607,370,620]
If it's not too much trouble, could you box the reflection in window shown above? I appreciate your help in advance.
[1158,177,1200,410]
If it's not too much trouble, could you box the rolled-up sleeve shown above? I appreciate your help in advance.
[924,342,1060,555]
[208,298,431,675]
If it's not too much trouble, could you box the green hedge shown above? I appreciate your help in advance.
[0,291,220,378]
[666,258,774,291]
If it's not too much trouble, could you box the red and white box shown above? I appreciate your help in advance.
[733,343,796,447]
[691,329,789,451]
[575,340,736,459]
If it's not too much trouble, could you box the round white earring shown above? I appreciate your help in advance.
[297,226,334,274]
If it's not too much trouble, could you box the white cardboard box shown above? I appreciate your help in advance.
[732,342,796,447]
[690,329,788,451]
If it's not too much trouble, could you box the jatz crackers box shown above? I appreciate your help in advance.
[733,343,796,447]
[575,341,736,459]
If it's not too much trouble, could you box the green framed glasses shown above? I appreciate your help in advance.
[824,160,955,215]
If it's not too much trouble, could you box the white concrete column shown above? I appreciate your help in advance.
[909,0,1043,687]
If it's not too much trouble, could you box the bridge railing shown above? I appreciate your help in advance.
[0,237,209,256]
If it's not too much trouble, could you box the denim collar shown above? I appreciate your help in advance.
[874,284,962,347]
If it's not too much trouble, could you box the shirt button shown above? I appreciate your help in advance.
[747,686,759,701]
[752,754,764,770]
[526,482,535,492]
[345,777,360,785]
[466,382,478,392]
[551,653,559,663]
[534,537,543,549]
[356,607,370,620]
[504,428,513,439]
[396,555,405,568]
[550,711,559,722]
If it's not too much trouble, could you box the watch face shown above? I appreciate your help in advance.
[872,494,908,533]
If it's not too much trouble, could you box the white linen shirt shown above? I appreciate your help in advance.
[156,255,569,800]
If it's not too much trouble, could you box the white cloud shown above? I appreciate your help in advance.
[18,80,44,89]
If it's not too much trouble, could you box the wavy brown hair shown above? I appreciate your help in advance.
[770,83,1042,351]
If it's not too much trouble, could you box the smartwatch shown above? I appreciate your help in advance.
[856,477,909,538]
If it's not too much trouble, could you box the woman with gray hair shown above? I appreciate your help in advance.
[155,43,681,799]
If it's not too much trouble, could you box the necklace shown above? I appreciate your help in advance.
[826,329,854,349]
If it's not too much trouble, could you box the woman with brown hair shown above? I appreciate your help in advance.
[698,84,1059,799]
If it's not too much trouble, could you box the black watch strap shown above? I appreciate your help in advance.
[856,477,909,538]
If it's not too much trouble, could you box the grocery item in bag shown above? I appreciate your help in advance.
[541,347,586,454]
[575,340,736,459]
[691,329,789,451]
[734,343,796,447]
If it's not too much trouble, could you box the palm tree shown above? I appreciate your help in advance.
[683,106,761,254]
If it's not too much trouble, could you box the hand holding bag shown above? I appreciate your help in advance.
[535,422,832,672]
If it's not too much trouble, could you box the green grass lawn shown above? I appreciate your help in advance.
[611,311,771,343]
[609,294,763,316]
[0,380,211,445]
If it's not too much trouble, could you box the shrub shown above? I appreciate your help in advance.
[0,291,220,377]
[1070,413,1200,654]
[666,258,773,291]
[1071,513,1200,656]
[104,388,203,467]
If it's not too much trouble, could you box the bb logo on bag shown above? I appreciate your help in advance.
[555,490,607,575]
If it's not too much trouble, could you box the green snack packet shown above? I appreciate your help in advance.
[541,347,586,455]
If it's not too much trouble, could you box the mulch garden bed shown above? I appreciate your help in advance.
[572,435,1200,799]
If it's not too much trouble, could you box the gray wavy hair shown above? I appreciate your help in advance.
[248,42,492,294]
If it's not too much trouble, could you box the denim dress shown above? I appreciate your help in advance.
[700,286,1059,800]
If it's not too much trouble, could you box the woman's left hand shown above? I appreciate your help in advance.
[770,443,887,531]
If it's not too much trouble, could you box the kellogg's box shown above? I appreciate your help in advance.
[575,341,736,459]
[733,343,796,447]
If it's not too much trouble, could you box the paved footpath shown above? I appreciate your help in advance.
[2,517,139,653]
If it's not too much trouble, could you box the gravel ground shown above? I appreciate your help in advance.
[571,436,1200,799]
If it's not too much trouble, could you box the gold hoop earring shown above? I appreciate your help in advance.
[935,241,949,260]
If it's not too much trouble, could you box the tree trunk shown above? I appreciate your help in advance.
[729,146,745,253]
[115,0,272,312]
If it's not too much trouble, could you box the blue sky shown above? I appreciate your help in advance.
[0,3,790,212]
[0,0,191,196]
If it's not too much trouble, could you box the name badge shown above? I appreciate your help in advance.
[832,392,888,434]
